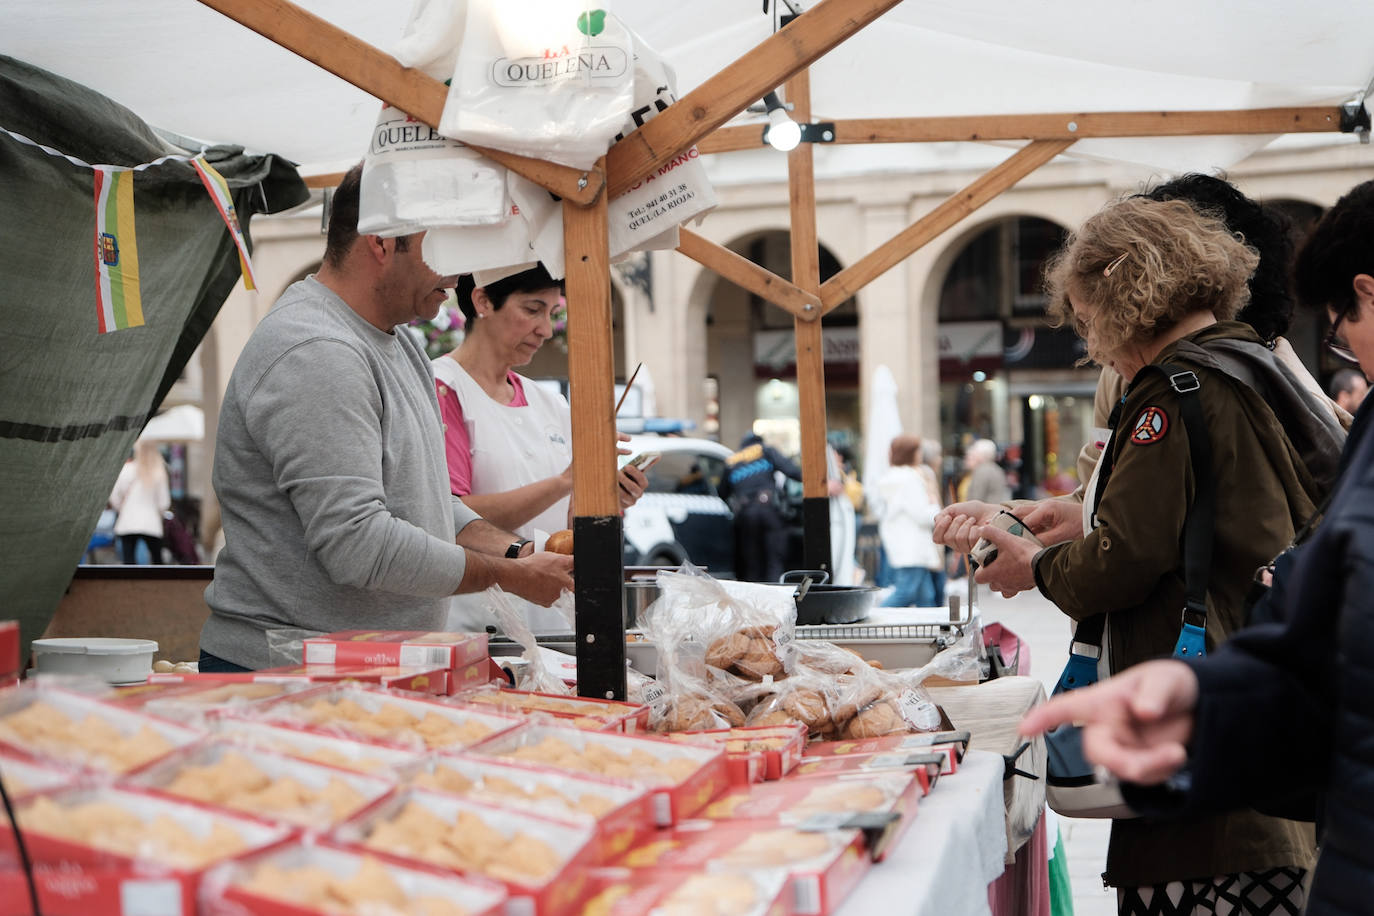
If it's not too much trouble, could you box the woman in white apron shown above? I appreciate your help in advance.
[432,265,647,632]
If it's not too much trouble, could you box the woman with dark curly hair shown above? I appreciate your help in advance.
[975,196,1319,915]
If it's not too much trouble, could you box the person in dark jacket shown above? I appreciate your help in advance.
[975,196,1317,913]
[718,431,802,582]
[1020,179,1374,916]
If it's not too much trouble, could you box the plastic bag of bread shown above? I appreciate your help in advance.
[832,663,944,739]
[643,567,797,682]
[744,671,842,739]
[487,586,574,696]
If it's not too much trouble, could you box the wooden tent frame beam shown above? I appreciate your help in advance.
[604,0,904,198]
[696,106,1346,154]
[194,0,605,205]
[676,230,821,321]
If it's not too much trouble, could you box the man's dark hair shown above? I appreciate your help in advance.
[1142,173,1295,342]
[1329,367,1367,400]
[455,264,563,324]
[1294,179,1374,321]
[323,162,364,268]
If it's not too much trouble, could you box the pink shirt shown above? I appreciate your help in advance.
[435,371,529,496]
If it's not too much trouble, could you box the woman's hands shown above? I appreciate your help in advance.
[932,500,1000,553]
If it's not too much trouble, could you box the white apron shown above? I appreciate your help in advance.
[432,355,573,633]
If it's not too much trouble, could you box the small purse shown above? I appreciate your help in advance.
[1044,365,1214,819]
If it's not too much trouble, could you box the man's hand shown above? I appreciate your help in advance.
[932,500,1000,553]
[505,552,575,606]
[1021,498,1084,546]
[971,523,1039,597]
[1020,660,1199,786]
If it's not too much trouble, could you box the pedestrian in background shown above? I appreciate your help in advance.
[875,435,940,607]
[110,439,170,565]
[1329,366,1368,415]
[962,438,1011,505]
[718,431,802,583]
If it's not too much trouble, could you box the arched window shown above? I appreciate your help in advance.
[939,217,1066,321]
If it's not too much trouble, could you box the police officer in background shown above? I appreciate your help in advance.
[718,432,802,583]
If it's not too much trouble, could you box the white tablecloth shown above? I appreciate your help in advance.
[836,749,1009,916]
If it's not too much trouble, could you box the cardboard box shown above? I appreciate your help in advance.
[0,684,203,775]
[203,840,507,916]
[803,730,969,774]
[335,788,597,916]
[701,771,923,862]
[408,753,655,862]
[1,786,292,915]
[0,750,81,801]
[666,724,807,781]
[246,682,522,753]
[580,865,792,916]
[614,820,868,916]
[0,622,18,681]
[147,664,451,696]
[0,861,212,916]
[788,750,943,795]
[302,631,488,671]
[212,719,423,776]
[465,723,729,827]
[450,686,651,733]
[123,739,397,829]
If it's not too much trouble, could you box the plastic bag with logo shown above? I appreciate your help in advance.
[442,0,635,170]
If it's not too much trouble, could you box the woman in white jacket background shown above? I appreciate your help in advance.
[876,435,941,607]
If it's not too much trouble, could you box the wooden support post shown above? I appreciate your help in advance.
[820,139,1074,311]
[193,0,603,205]
[606,0,903,197]
[562,174,625,700]
[676,230,821,322]
[785,71,833,576]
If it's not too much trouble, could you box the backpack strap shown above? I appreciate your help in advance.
[1070,361,1216,666]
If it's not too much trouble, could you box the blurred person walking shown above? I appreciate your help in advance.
[110,439,170,565]
[875,435,940,607]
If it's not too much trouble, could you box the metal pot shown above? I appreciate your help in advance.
[623,566,673,628]
[781,570,879,625]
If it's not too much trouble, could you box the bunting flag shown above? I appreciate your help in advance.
[191,156,257,290]
[93,167,144,334]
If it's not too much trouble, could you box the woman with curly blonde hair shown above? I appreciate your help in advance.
[973,196,1319,915]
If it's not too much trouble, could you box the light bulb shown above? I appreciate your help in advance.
[766,108,802,152]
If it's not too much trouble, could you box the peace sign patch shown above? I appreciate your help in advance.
[1131,406,1169,445]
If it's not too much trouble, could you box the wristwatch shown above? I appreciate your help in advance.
[505,538,533,559]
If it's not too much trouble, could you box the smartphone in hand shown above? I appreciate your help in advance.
[623,451,661,473]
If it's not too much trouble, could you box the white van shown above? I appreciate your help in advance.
[620,435,735,575]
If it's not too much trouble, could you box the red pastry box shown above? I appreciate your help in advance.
[580,865,792,916]
[0,683,203,776]
[0,749,83,801]
[702,771,923,862]
[450,685,651,733]
[0,861,231,916]
[200,840,507,916]
[211,719,424,777]
[615,820,867,916]
[303,630,488,671]
[147,664,452,696]
[333,787,597,916]
[802,729,970,775]
[0,621,18,683]
[239,682,523,753]
[789,749,943,795]
[112,680,314,725]
[121,739,397,830]
[0,785,292,915]
[408,752,655,861]
[666,724,807,782]
[463,723,729,827]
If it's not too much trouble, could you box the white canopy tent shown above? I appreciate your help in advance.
[6,0,1371,178]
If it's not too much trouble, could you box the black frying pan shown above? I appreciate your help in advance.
[780,570,879,625]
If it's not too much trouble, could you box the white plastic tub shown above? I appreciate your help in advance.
[30,637,158,685]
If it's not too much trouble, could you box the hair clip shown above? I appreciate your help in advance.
[1103,252,1129,277]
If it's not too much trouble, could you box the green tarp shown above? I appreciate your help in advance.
[0,55,308,662]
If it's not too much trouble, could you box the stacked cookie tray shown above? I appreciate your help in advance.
[0,612,972,916]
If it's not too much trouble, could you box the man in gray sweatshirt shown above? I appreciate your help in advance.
[200,164,574,671]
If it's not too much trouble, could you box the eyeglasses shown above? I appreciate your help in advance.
[1325,309,1359,364]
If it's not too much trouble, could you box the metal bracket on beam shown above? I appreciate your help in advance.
[761,121,837,147]
[1341,100,1371,143]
